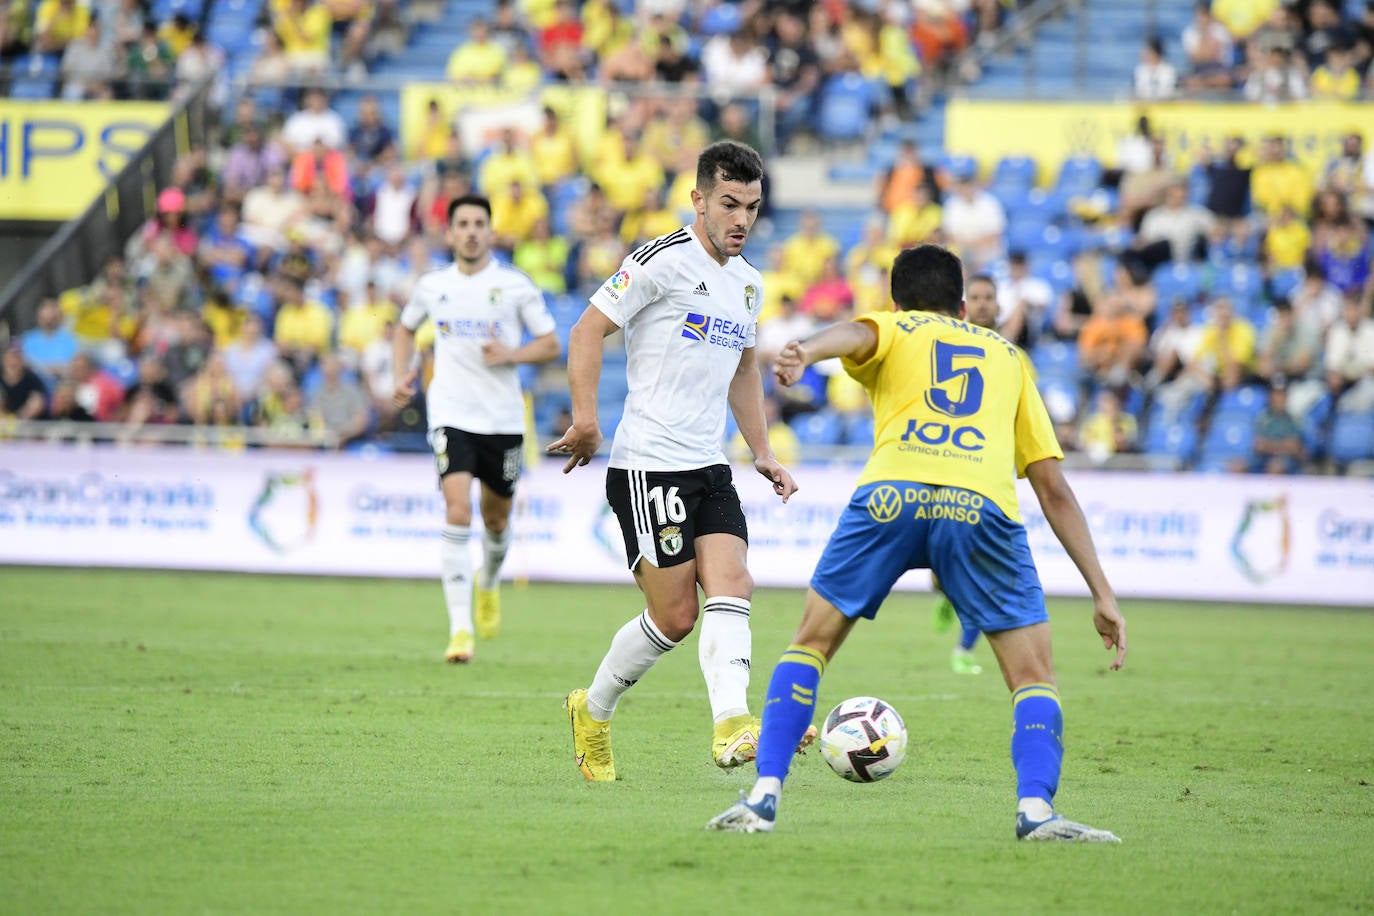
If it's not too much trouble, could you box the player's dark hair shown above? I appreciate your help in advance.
[448,194,492,223]
[891,245,965,315]
[696,140,764,192]
[967,273,997,293]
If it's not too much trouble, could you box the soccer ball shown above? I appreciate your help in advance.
[818,696,908,783]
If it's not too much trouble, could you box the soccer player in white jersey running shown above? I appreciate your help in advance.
[392,194,560,663]
[548,141,802,781]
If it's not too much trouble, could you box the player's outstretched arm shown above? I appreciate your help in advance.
[391,322,419,407]
[482,330,561,367]
[547,305,616,473]
[729,346,798,502]
[1025,458,1128,670]
[772,321,879,387]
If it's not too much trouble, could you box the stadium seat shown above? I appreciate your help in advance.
[844,413,875,447]
[1213,384,1266,419]
[1212,263,1263,307]
[1197,412,1256,472]
[1031,340,1079,377]
[1152,262,1203,306]
[939,153,978,181]
[992,155,1036,190]
[1054,157,1103,195]
[1143,419,1199,467]
[699,3,742,36]
[789,410,845,448]
[8,78,56,99]
[816,74,873,143]
[1329,411,1374,467]
[1270,268,1304,300]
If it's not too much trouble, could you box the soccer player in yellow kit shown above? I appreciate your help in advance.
[708,244,1128,841]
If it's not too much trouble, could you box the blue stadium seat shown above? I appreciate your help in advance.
[1031,340,1079,377]
[992,155,1036,190]
[1329,411,1374,466]
[844,413,875,447]
[1144,419,1199,467]
[1152,262,1203,305]
[1212,263,1263,307]
[816,74,873,143]
[1197,412,1256,472]
[1054,157,1103,195]
[8,78,56,99]
[1270,268,1304,300]
[1213,384,1266,419]
[940,153,978,181]
[699,3,742,36]
[790,410,845,448]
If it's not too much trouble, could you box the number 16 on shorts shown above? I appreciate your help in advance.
[605,466,749,570]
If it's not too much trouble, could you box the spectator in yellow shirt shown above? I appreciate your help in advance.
[274,0,331,73]
[490,180,549,252]
[1263,205,1313,271]
[641,97,711,173]
[1311,45,1360,100]
[619,186,681,247]
[34,0,88,52]
[729,398,799,466]
[337,280,398,358]
[1077,389,1139,463]
[529,107,579,188]
[157,13,197,56]
[1210,0,1278,39]
[273,277,334,375]
[513,217,570,294]
[502,42,543,93]
[759,243,805,324]
[596,132,665,214]
[479,128,541,195]
[887,182,943,248]
[446,18,506,83]
[411,99,454,162]
[1195,298,1257,377]
[781,210,840,288]
[1251,135,1313,218]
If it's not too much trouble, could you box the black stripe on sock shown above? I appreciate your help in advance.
[639,614,675,653]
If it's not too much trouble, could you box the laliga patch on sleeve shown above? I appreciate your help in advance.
[602,269,631,301]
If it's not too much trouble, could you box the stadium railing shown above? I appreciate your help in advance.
[0,74,215,339]
[2,418,339,451]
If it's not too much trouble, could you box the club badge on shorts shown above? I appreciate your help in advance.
[659,525,683,557]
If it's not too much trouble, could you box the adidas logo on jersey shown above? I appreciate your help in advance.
[693,281,710,296]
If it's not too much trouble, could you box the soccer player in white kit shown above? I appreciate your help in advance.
[548,141,803,781]
[392,195,560,663]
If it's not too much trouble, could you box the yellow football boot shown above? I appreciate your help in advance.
[563,688,615,782]
[474,587,501,639]
[444,631,474,664]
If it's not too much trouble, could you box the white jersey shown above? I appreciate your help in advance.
[590,226,764,471]
[400,259,556,435]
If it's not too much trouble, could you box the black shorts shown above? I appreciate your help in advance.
[605,465,748,570]
[432,427,523,498]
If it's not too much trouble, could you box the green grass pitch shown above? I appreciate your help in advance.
[2,567,1371,914]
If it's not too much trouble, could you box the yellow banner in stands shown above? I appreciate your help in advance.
[945,100,1370,182]
[0,100,168,221]
[399,84,607,169]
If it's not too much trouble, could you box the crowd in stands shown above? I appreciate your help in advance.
[1134,0,1374,101]
[2,0,1372,475]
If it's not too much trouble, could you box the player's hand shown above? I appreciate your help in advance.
[754,455,798,503]
[1093,596,1127,671]
[773,340,808,387]
[547,421,602,473]
[481,330,514,367]
[391,369,417,408]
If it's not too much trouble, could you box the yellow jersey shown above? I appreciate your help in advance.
[842,310,1062,522]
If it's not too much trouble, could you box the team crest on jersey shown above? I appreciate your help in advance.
[743,284,758,316]
[659,525,684,557]
[681,312,709,341]
[488,287,503,307]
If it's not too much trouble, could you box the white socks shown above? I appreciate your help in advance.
[440,524,473,636]
[1018,797,1054,822]
[586,610,678,721]
[699,597,752,723]
[748,777,782,805]
[478,527,512,590]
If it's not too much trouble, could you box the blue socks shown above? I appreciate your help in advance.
[959,622,981,651]
[755,644,826,782]
[1011,682,1063,804]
